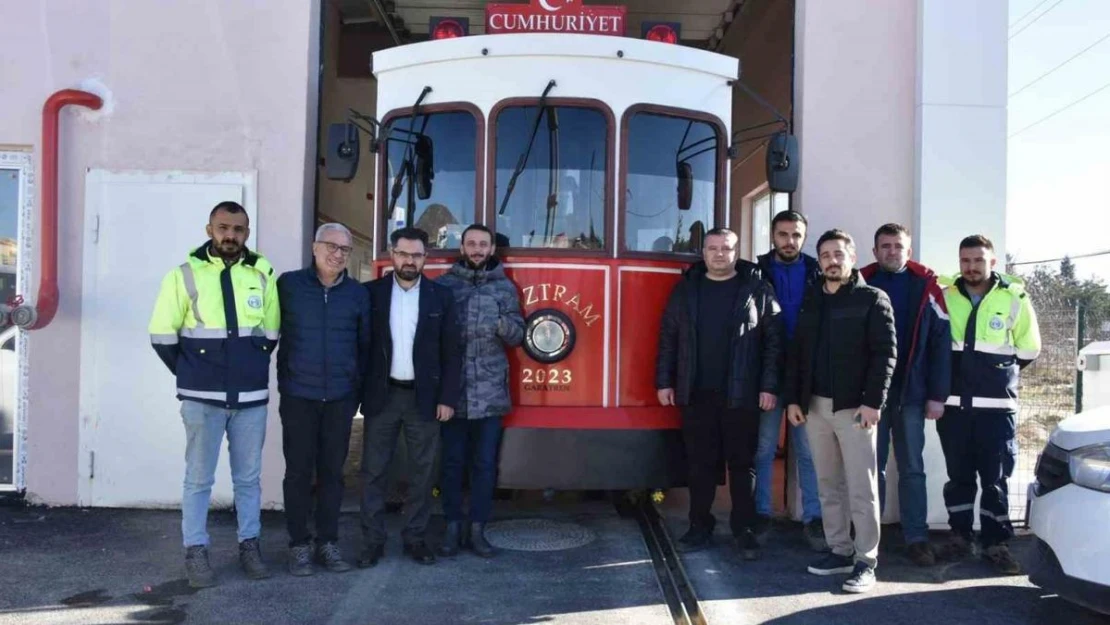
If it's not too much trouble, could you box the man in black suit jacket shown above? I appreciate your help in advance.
[357,227,462,568]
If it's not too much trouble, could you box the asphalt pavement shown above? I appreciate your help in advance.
[0,499,1106,625]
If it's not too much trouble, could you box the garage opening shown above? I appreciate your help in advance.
[311,0,797,515]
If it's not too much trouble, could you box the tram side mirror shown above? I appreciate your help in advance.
[766,132,799,193]
[414,135,434,200]
[325,122,360,181]
[676,161,693,211]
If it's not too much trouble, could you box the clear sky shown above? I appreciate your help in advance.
[1008,0,1110,282]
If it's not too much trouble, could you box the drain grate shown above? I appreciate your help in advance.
[483,518,597,552]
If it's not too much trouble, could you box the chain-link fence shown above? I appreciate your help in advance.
[1010,295,1110,525]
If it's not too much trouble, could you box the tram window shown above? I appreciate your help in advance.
[494,106,607,251]
[382,111,477,250]
[624,113,719,255]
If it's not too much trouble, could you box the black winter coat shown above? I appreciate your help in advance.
[276,267,371,402]
[654,260,783,409]
[781,270,897,414]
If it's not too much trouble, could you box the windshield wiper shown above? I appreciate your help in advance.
[386,86,432,225]
[498,80,557,216]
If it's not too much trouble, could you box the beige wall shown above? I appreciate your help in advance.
[793,0,917,256]
[0,0,320,504]
[317,1,378,254]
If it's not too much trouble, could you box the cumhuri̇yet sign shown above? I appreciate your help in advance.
[485,0,626,36]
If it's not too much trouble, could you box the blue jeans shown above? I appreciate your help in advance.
[180,400,268,547]
[754,403,822,523]
[441,415,503,523]
[877,399,929,544]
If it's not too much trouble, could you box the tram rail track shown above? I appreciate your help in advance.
[634,500,708,625]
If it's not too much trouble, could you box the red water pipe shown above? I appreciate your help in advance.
[21,89,102,330]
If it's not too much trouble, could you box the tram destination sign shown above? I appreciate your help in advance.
[486,0,626,36]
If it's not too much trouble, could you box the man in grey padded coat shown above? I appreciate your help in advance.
[435,224,525,558]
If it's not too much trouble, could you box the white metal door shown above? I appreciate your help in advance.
[79,170,258,507]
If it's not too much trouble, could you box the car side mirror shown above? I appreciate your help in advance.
[766,132,799,193]
[325,122,360,181]
[676,161,693,211]
[414,135,434,200]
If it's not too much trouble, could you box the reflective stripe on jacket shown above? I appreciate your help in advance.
[148,242,280,408]
[941,272,1041,411]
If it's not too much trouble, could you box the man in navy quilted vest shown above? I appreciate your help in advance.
[276,222,371,576]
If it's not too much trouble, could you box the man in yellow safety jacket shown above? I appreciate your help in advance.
[937,234,1041,575]
[148,200,280,588]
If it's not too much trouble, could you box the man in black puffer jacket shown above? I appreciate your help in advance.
[655,228,783,560]
[782,229,896,594]
[276,223,371,576]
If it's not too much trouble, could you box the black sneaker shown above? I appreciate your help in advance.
[238,538,271,580]
[807,552,855,576]
[315,541,352,573]
[403,541,436,565]
[357,543,384,569]
[737,529,761,561]
[842,562,876,593]
[676,524,714,553]
[288,543,314,577]
[752,515,772,540]
[184,545,216,588]
[803,519,829,552]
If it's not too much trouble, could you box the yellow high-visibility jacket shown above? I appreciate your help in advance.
[148,242,280,409]
[941,272,1041,412]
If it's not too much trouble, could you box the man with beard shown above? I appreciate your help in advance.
[859,223,950,566]
[656,228,782,560]
[936,235,1040,574]
[755,210,825,550]
[435,224,524,558]
[276,223,371,575]
[783,229,896,593]
[358,227,462,567]
[148,201,280,588]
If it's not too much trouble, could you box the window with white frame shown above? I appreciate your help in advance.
[0,150,31,490]
[752,190,790,257]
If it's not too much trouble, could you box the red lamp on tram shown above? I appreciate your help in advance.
[641,21,680,44]
[429,16,469,40]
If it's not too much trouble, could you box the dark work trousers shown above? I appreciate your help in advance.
[441,415,503,524]
[280,396,357,547]
[681,391,760,537]
[359,387,440,546]
[935,407,1017,547]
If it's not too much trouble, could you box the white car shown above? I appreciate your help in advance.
[1027,406,1110,615]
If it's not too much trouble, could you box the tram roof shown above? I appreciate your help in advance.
[372,33,739,81]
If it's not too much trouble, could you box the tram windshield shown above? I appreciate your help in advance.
[624,113,719,255]
[382,110,477,250]
[493,105,607,251]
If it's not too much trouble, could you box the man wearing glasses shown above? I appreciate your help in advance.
[358,227,462,567]
[276,223,371,575]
